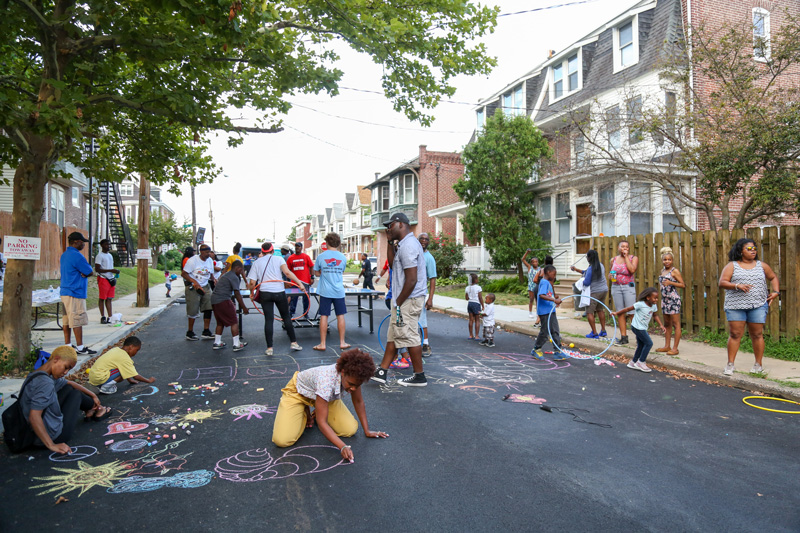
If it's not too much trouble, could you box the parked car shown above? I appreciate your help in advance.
[368,256,378,276]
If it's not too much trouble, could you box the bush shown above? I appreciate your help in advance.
[428,233,465,279]
[438,274,468,287]
[483,276,528,296]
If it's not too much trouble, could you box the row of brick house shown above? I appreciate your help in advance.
[294,0,800,277]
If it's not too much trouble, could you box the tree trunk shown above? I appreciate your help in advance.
[0,142,56,365]
[517,260,524,283]
[136,174,150,307]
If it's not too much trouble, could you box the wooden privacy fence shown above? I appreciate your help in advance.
[1,211,88,281]
[594,226,800,341]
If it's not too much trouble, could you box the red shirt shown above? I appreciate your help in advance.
[286,253,314,283]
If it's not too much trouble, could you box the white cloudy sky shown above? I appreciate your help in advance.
[162,0,638,252]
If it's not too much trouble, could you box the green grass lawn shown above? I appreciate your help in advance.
[32,267,166,311]
[436,286,530,307]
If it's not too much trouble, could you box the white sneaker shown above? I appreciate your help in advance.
[290,342,302,351]
[750,363,763,373]
[636,361,652,373]
[528,313,535,318]
[723,363,735,376]
[627,360,638,370]
[99,382,117,394]
[265,347,273,356]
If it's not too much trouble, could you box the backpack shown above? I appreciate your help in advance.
[2,371,49,453]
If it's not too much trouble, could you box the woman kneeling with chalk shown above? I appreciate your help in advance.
[272,348,388,462]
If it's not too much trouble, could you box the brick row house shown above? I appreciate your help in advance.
[468,0,799,273]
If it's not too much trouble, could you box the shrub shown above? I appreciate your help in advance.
[428,233,464,279]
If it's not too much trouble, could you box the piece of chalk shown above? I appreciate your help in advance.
[223,400,227,405]
[243,381,249,385]
[205,401,209,404]
[172,434,176,439]
[105,440,114,445]
[186,430,191,435]
[163,434,169,438]
[169,392,176,395]
[256,388,264,392]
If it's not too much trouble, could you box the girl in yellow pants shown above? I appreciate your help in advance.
[272,349,389,462]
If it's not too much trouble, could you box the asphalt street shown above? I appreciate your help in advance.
[1,300,798,532]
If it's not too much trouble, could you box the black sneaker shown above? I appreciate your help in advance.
[397,374,427,387]
[186,331,199,341]
[370,367,388,384]
[213,342,226,350]
[232,341,248,352]
[487,342,495,347]
[100,316,108,324]
[422,344,432,357]
[617,335,629,345]
[201,330,214,340]
[478,339,489,346]
[76,346,97,355]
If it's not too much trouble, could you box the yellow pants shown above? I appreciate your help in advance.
[272,372,358,448]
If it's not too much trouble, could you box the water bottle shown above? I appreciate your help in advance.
[48,285,54,294]
[395,305,405,326]
[610,270,617,283]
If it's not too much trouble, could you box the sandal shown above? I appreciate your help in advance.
[339,344,351,350]
[313,345,327,351]
[90,406,113,422]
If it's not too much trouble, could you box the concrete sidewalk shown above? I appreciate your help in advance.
[0,283,185,427]
[432,294,800,401]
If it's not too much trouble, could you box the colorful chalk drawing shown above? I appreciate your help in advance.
[110,439,149,453]
[107,470,214,494]
[104,421,150,435]
[215,445,349,482]
[124,385,159,403]
[178,409,223,424]
[48,445,98,462]
[228,404,276,421]
[174,354,300,382]
[31,460,129,498]
[149,414,179,426]
[124,452,192,476]
[503,394,547,404]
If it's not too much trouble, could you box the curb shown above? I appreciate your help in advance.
[433,305,800,402]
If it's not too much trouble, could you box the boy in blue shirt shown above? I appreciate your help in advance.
[531,265,564,360]
[312,233,349,351]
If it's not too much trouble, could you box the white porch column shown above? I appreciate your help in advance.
[456,214,464,245]
[480,238,486,271]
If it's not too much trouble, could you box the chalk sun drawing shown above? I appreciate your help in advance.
[215,445,348,482]
[107,470,214,494]
[228,404,276,421]
[110,439,149,453]
[30,460,128,498]
[48,445,97,462]
[178,409,223,424]
[104,421,150,435]
[149,414,179,426]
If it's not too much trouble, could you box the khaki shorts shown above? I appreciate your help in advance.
[185,286,213,318]
[387,296,424,349]
[61,295,89,328]
[586,291,608,314]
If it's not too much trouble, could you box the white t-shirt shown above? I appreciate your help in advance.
[465,284,482,304]
[95,251,115,279]
[183,255,215,288]
[213,260,224,281]
[247,254,286,293]
[482,302,495,327]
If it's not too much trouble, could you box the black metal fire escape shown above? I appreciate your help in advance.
[98,182,136,266]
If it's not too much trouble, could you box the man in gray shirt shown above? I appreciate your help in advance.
[371,213,428,387]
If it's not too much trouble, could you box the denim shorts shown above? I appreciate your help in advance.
[319,296,346,316]
[725,304,768,324]
[467,302,482,315]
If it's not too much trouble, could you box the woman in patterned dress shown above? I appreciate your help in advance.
[718,239,780,376]
[656,247,685,355]
[522,249,540,318]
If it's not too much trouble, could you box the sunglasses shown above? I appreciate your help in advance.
[744,246,757,251]
[199,248,211,252]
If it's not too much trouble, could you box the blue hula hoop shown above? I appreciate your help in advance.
[377,315,425,351]
[545,294,618,359]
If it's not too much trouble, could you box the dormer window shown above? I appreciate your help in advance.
[551,51,581,102]
[502,85,525,116]
[476,108,485,130]
[753,8,770,61]
[613,16,639,72]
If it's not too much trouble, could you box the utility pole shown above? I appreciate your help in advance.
[191,184,197,245]
[136,174,151,307]
[209,199,215,251]
[273,219,276,243]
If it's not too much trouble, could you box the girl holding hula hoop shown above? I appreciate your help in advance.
[522,250,540,319]
[614,287,666,373]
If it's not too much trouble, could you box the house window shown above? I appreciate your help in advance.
[556,192,570,244]
[85,199,90,228]
[628,95,643,145]
[513,85,524,116]
[71,186,80,207]
[753,8,770,61]
[567,54,579,92]
[574,136,586,168]
[662,185,682,233]
[606,105,621,150]
[614,17,639,71]
[125,205,136,224]
[665,91,677,138]
[338,223,343,233]
[503,93,513,114]
[598,185,615,236]
[476,108,485,130]
[539,196,552,243]
[381,185,389,211]
[551,52,581,101]
[361,210,370,226]
[119,182,134,197]
[630,182,652,235]
[403,174,416,204]
[553,63,563,99]
[50,186,65,228]
[372,186,389,212]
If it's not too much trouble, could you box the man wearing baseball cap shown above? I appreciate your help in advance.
[60,232,97,355]
[371,213,428,387]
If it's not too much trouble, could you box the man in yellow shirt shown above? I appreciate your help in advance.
[88,337,155,394]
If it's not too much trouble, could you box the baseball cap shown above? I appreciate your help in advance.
[383,212,410,228]
[261,241,274,253]
[295,242,303,248]
[68,231,89,242]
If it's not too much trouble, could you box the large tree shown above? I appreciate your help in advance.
[454,112,552,281]
[569,11,800,231]
[0,0,498,363]
[130,213,192,270]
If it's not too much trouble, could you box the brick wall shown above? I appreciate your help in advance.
[417,145,465,238]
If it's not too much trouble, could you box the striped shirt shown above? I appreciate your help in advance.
[724,261,768,310]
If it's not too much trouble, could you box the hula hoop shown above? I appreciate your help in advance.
[742,396,800,414]
[249,279,311,321]
[377,314,425,351]
[546,294,618,359]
